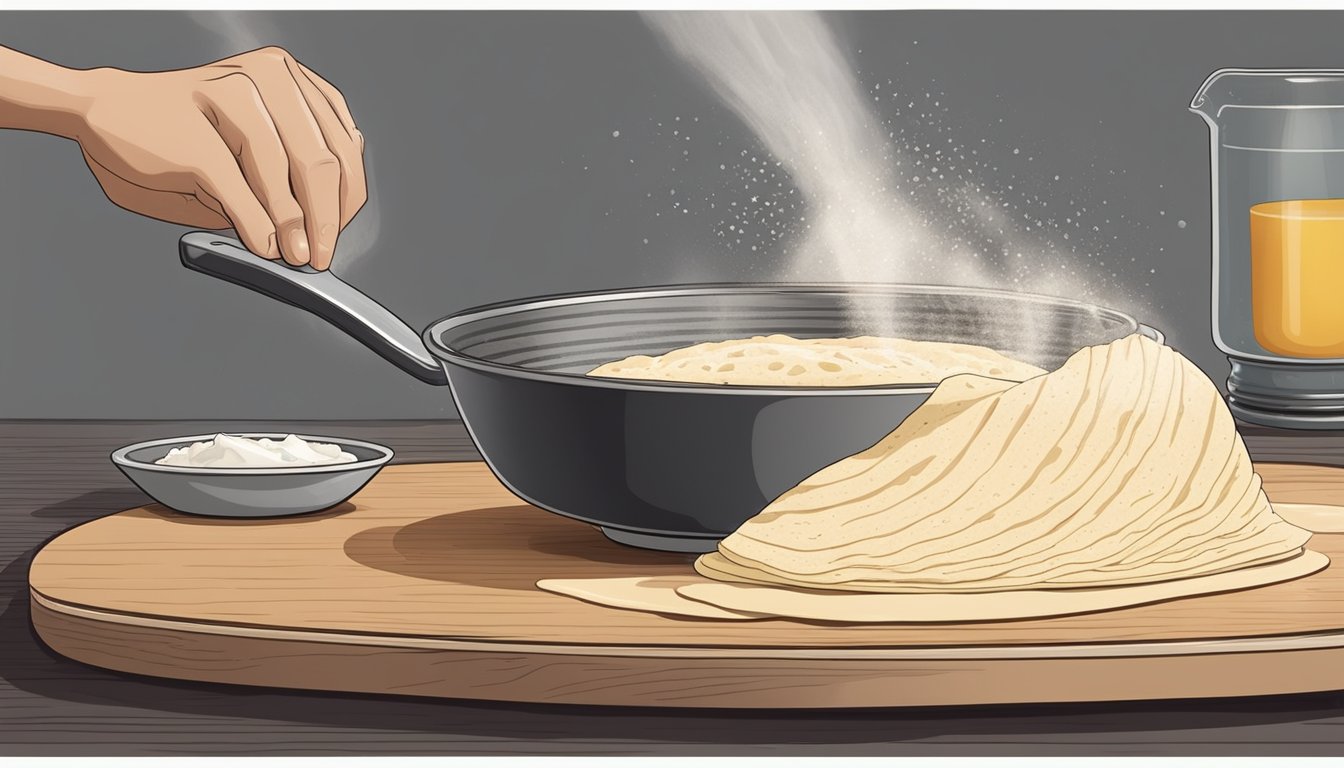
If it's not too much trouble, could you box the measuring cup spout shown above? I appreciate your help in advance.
[1189,68,1236,126]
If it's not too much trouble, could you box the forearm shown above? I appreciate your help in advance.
[0,46,93,139]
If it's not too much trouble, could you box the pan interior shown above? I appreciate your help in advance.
[428,285,1138,377]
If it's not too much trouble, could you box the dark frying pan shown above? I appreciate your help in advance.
[180,232,1163,552]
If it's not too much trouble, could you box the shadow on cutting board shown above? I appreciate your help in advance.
[343,504,695,591]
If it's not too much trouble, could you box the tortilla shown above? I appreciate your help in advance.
[704,335,1314,593]
[588,334,1046,386]
[536,576,764,620]
[676,550,1328,622]
[536,551,1326,623]
[1273,503,1344,534]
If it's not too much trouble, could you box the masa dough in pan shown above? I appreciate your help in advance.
[588,334,1046,387]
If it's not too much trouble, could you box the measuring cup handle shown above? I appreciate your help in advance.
[178,232,450,386]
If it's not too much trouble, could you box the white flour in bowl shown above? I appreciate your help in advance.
[155,434,357,468]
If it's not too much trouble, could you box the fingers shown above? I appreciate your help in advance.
[296,62,359,142]
[196,47,365,270]
[288,59,367,237]
[205,73,308,266]
[245,49,343,271]
[190,139,279,261]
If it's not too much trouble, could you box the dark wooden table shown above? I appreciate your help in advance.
[4,419,1344,756]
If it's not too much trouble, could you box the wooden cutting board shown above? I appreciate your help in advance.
[28,461,1344,708]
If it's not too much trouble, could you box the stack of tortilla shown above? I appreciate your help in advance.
[543,334,1323,623]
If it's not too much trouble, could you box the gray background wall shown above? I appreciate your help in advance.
[0,10,1338,419]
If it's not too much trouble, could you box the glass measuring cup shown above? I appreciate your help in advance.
[1191,69,1344,429]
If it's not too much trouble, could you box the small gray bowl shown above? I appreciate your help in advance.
[111,433,394,518]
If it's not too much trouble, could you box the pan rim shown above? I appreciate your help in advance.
[421,281,1143,397]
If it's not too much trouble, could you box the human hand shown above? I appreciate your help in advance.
[73,47,366,270]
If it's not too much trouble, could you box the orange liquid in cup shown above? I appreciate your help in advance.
[1250,198,1344,358]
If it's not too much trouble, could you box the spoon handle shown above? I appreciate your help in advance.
[179,232,449,386]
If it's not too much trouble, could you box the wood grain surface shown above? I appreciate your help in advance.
[25,458,1344,708]
[7,420,1344,754]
